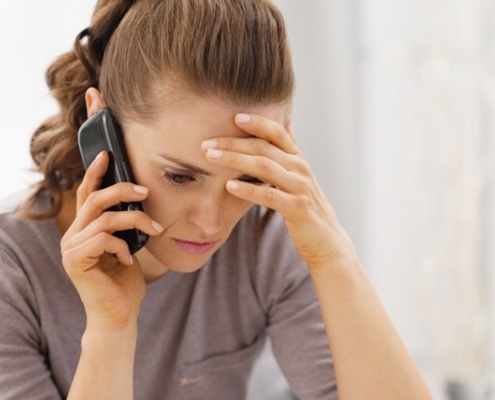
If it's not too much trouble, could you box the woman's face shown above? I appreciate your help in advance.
[123,96,288,275]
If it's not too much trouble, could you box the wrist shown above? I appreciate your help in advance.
[306,246,360,273]
[82,321,138,349]
[69,316,137,400]
[84,314,139,337]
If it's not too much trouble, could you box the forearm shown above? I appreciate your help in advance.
[309,256,432,400]
[68,322,137,400]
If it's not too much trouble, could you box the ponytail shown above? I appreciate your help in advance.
[22,0,137,219]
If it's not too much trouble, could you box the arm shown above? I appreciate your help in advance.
[0,251,63,400]
[60,92,164,399]
[68,324,137,400]
[251,212,338,398]
[61,154,145,400]
[61,153,161,400]
[309,253,431,399]
[202,113,432,399]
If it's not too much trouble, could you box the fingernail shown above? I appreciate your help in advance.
[201,139,217,150]
[151,220,164,233]
[236,113,250,124]
[206,149,222,159]
[227,180,240,191]
[133,185,149,195]
[94,151,104,163]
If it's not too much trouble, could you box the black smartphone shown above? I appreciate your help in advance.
[77,108,149,254]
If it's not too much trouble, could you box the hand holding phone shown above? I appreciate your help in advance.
[77,108,149,254]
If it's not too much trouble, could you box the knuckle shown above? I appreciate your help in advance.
[61,249,77,275]
[228,151,239,164]
[76,182,87,199]
[257,157,273,172]
[293,157,311,174]
[254,139,271,156]
[60,236,72,253]
[119,182,134,195]
[95,231,110,244]
[273,124,286,142]
[96,232,120,254]
[98,211,115,228]
[98,231,113,245]
[104,234,129,256]
[61,248,71,266]
[293,174,308,190]
[84,191,100,208]
[263,187,277,203]
[294,195,310,211]
[246,183,256,197]
[223,138,234,152]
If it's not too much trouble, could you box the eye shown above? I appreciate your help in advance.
[239,176,265,185]
[163,171,195,185]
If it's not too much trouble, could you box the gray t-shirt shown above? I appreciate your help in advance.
[0,192,337,399]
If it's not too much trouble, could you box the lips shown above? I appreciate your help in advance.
[173,239,218,255]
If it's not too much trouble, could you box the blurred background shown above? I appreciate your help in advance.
[1,1,494,399]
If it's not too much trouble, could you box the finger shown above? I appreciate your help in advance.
[62,232,133,279]
[225,179,298,216]
[201,136,294,170]
[65,210,163,250]
[71,182,150,234]
[76,151,109,212]
[234,113,299,155]
[286,121,296,144]
[204,148,304,192]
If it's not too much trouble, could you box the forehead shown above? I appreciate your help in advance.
[124,96,290,159]
[122,95,291,178]
[144,95,290,141]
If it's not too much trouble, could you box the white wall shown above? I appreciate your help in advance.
[357,0,495,397]
[0,1,95,195]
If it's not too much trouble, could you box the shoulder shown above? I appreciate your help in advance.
[0,190,33,253]
[0,189,68,319]
[238,206,305,274]
[216,206,296,267]
[0,192,43,323]
[0,190,61,277]
[217,206,310,310]
[0,190,30,214]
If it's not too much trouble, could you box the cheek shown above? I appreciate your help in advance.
[130,167,178,224]
[141,187,185,227]
[222,198,254,230]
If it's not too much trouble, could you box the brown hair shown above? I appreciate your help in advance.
[23,0,294,219]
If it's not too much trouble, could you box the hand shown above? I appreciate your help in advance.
[202,113,356,270]
[60,152,164,330]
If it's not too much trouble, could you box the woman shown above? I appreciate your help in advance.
[0,0,431,399]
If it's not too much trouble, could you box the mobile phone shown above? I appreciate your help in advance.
[77,108,149,254]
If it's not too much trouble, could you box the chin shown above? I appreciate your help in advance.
[147,243,213,274]
[166,258,208,273]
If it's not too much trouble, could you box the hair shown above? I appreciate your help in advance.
[22,0,295,219]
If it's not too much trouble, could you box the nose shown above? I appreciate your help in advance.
[187,192,224,237]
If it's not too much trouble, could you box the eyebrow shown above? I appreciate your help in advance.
[157,153,212,176]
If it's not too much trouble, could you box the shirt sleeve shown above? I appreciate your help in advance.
[0,249,63,400]
[253,212,339,400]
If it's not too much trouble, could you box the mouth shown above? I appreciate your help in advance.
[172,239,218,255]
